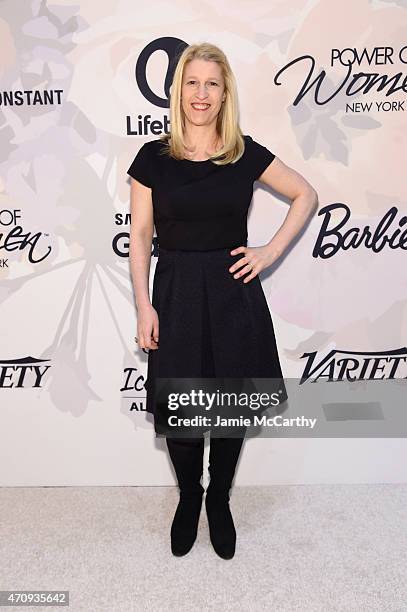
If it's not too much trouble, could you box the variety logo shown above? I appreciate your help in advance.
[0,356,51,388]
[300,347,407,383]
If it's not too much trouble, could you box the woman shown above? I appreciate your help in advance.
[127,42,318,560]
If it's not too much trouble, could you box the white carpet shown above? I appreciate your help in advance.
[0,484,405,611]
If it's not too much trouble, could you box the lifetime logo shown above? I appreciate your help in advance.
[126,36,188,136]
[0,356,51,388]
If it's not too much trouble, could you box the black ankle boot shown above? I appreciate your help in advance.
[171,485,205,556]
[166,436,205,557]
[205,488,236,559]
[206,434,245,559]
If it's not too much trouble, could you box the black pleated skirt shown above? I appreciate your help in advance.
[144,247,287,430]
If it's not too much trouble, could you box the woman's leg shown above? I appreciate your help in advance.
[166,436,205,556]
[206,429,246,559]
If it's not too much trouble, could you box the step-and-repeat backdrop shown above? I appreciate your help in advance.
[1,0,406,485]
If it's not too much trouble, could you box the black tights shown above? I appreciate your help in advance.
[166,431,246,495]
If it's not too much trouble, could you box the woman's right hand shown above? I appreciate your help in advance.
[137,303,159,350]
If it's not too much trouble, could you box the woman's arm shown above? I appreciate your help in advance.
[129,178,154,309]
[129,178,159,350]
[229,157,319,283]
[258,157,319,257]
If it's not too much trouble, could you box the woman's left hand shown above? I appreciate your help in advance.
[229,244,281,283]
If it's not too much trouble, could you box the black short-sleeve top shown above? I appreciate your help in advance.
[127,134,275,251]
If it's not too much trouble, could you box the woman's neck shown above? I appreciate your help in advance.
[183,132,222,160]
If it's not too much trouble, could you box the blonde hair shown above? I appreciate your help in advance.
[158,42,245,165]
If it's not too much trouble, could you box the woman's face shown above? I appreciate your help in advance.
[181,59,225,129]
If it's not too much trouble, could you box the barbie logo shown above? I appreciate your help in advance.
[312,203,407,258]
